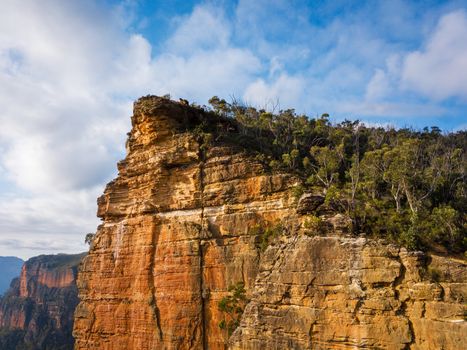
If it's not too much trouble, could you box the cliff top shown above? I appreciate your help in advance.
[124,95,466,256]
[132,95,237,134]
[26,252,86,271]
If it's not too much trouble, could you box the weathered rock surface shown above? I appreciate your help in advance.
[296,193,324,215]
[229,236,466,350]
[0,253,84,349]
[74,96,297,350]
[74,96,466,350]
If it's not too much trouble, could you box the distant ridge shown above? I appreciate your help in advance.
[0,252,85,350]
[0,256,23,295]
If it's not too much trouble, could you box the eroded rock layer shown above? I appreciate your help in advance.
[74,96,466,350]
[229,236,466,350]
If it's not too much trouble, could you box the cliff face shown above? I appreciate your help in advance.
[74,96,466,350]
[0,253,84,349]
[74,96,297,350]
[229,237,466,350]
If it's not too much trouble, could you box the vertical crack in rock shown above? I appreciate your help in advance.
[149,219,163,341]
[394,253,415,350]
[83,306,97,347]
[198,142,208,350]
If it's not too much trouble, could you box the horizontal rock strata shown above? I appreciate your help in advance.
[229,236,466,350]
[74,96,466,350]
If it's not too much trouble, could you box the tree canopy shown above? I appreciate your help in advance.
[201,96,466,255]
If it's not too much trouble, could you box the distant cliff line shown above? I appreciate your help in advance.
[0,253,84,350]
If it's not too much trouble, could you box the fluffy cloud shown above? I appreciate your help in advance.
[0,188,100,259]
[359,9,467,121]
[365,9,467,106]
[0,1,264,258]
[168,5,231,54]
[401,10,467,101]
[243,73,305,110]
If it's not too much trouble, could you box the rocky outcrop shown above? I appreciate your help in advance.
[0,253,85,350]
[74,96,466,350]
[74,96,298,350]
[296,194,324,215]
[229,236,466,350]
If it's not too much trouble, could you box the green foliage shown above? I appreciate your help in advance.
[258,224,284,251]
[426,267,442,282]
[308,144,343,189]
[218,282,248,337]
[84,233,95,246]
[208,96,230,116]
[291,184,305,200]
[192,121,213,154]
[203,96,466,254]
[303,215,326,235]
[423,206,463,249]
[247,223,284,251]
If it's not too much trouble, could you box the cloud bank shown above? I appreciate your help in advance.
[0,0,466,258]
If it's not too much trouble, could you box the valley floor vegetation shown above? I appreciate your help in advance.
[185,95,466,255]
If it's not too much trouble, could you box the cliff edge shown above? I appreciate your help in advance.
[73,96,466,350]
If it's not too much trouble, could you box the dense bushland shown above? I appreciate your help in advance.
[193,96,466,255]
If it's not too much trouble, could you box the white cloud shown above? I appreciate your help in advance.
[0,189,99,259]
[365,69,390,101]
[0,0,134,258]
[365,55,402,102]
[362,10,467,115]
[243,74,305,111]
[337,101,447,118]
[168,5,231,54]
[402,10,467,100]
[0,0,264,258]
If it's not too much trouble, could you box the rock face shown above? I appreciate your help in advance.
[74,96,297,350]
[229,236,466,350]
[74,96,466,350]
[0,253,84,350]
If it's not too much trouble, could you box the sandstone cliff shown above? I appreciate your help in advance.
[0,253,84,349]
[74,96,466,350]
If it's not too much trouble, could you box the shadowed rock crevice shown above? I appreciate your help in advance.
[149,221,163,341]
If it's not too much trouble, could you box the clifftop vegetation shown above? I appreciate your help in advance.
[185,95,466,255]
[27,253,86,271]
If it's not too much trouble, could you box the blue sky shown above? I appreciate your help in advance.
[0,0,466,258]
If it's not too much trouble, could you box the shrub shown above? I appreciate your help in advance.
[218,282,248,337]
[258,223,284,252]
[303,215,326,235]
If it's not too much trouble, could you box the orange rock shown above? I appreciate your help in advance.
[74,97,466,350]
